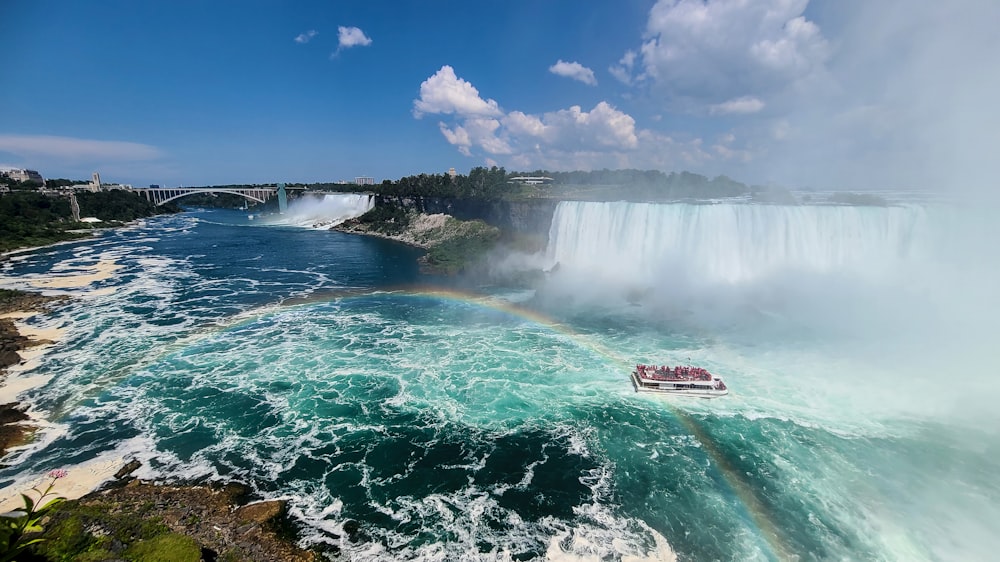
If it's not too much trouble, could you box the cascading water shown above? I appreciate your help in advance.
[271,192,374,229]
[545,201,932,285]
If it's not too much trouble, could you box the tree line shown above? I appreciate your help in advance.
[0,191,175,252]
[304,167,752,201]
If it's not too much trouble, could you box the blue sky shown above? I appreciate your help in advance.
[1,1,998,192]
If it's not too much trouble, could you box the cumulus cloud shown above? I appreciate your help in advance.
[412,66,709,171]
[294,30,318,44]
[439,124,472,156]
[413,66,502,118]
[462,118,512,155]
[548,60,597,85]
[337,26,372,49]
[439,118,511,156]
[635,0,829,109]
[503,111,546,138]
[0,134,163,161]
[709,96,765,115]
[534,103,638,150]
[435,100,639,157]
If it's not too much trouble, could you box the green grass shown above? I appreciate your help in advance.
[425,219,500,274]
[30,502,174,561]
[125,534,201,562]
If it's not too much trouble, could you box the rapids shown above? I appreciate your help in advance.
[0,200,996,561]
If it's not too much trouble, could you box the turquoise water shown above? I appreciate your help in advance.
[1,204,998,561]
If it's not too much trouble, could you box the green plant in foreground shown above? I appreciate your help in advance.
[0,469,67,561]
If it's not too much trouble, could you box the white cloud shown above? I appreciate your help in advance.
[439,118,512,156]
[337,26,372,49]
[634,0,829,110]
[413,66,502,118]
[711,132,752,162]
[462,118,512,155]
[432,100,640,159]
[609,50,637,85]
[0,134,163,161]
[536,103,638,150]
[503,111,546,138]
[548,60,597,86]
[438,123,470,149]
[440,124,472,156]
[709,96,765,115]
[413,66,694,170]
[294,30,318,44]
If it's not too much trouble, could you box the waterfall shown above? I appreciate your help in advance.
[545,201,933,285]
[276,193,374,229]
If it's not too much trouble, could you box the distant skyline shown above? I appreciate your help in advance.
[1,0,998,193]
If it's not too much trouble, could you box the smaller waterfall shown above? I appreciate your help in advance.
[273,193,374,229]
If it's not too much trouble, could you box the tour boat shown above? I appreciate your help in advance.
[631,364,729,398]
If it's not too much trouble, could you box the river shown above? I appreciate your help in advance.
[1,198,997,561]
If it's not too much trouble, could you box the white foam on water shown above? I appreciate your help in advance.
[5,208,997,561]
[0,434,155,512]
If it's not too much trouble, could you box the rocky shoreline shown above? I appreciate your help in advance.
[0,288,327,560]
[34,475,322,561]
[333,211,448,250]
[0,289,67,457]
[334,211,501,274]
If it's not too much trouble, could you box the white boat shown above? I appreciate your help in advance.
[631,364,729,398]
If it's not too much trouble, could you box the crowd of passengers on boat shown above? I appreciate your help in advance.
[635,364,713,382]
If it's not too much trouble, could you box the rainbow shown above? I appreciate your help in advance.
[368,286,794,560]
[384,285,626,362]
[177,284,793,559]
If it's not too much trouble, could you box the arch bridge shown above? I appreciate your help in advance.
[132,186,281,206]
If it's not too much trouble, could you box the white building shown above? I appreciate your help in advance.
[508,176,554,185]
[355,176,375,186]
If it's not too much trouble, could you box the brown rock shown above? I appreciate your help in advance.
[0,402,32,457]
[233,500,286,525]
[114,459,142,479]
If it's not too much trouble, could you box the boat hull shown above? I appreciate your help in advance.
[630,372,729,398]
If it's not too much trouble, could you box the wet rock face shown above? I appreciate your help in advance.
[0,402,30,455]
[0,320,27,369]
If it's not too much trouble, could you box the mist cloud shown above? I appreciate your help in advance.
[415,2,1000,193]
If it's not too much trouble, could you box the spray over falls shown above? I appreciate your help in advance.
[269,192,374,229]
